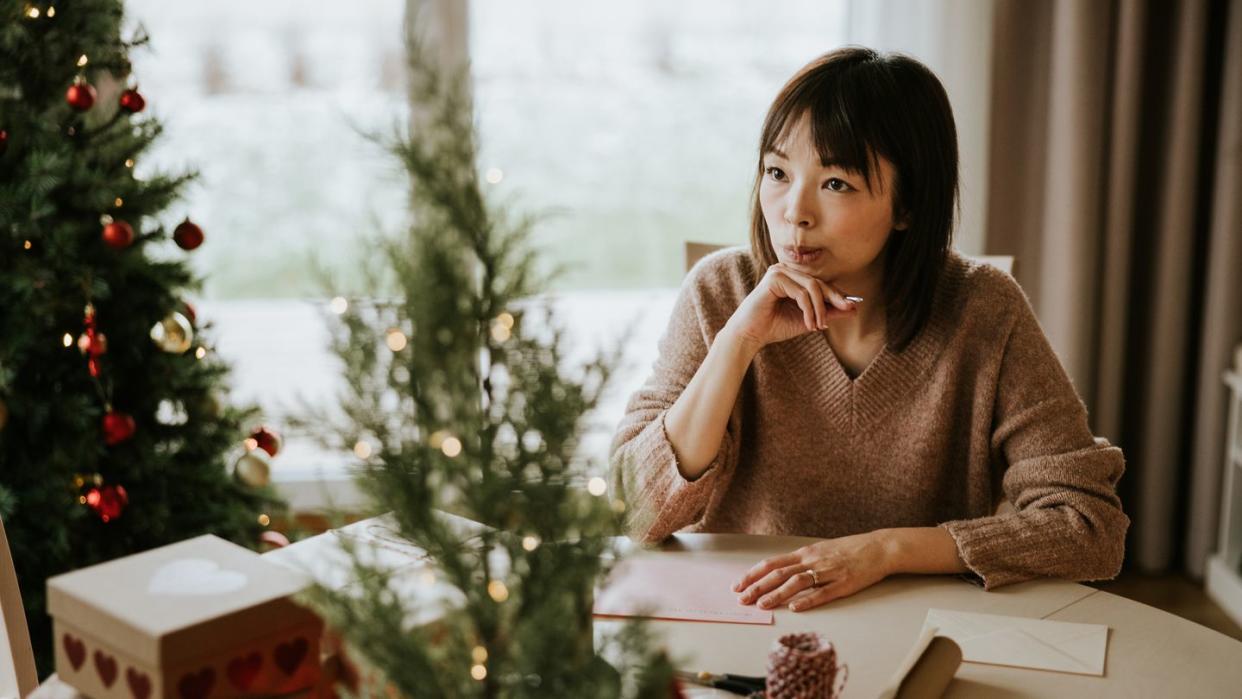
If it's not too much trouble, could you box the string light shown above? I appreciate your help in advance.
[587,477,607,496]
[354,441,372,459]
[257,513,270,526]
[124,159,135,168]
[496,312,514,329]
[195,346,207,360]
[62,333,73,347]
[23,240,32,250]
[490,323,511,343]
[485,167,504,184]
[428,430,447,449]
[385,328,407,352]
[471,664,487,681]
[328,296,348,314]
[441,436,462,457]
[472,646,488,664]
[24,5,39,19]
[77,54,88,67]
[521,535,540,551]
[46,6,54,17]
[244,438,259,451]
[487,579,509,602]
[114,197,123,207]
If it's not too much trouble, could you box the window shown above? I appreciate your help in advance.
[125,1,989,507]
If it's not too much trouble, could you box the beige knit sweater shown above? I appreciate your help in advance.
[610,247,1129,590]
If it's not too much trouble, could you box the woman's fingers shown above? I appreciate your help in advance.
[738,564,806,605]
[756,568,819,609]
[770,274,817,331]
[815,278,858,313]
[787,578,850,612]
[776,264,858,317]
[771,270,829,330]
[733,553,799,592]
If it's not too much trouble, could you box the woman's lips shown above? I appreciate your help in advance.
[783,246,823,264]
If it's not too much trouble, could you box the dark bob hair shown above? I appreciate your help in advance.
[749,46,959,352]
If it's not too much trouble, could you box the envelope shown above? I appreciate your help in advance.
[921,608,1109,676]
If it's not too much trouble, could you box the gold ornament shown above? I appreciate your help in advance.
[149,312,193,354]
[233,449,272,487]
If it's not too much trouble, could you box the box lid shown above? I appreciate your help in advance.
[47,535,318,667]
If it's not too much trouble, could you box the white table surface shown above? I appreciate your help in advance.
[33,524,1242,698]
[595,533,1242,698]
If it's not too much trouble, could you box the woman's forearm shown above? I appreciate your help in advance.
[877,526,970,576]
[663,326,759,480]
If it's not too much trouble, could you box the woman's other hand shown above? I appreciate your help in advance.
[733,531,892,612]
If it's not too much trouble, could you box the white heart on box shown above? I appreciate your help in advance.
[147,558,249,596]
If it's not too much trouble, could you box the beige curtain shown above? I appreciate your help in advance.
[986,0,1242,575]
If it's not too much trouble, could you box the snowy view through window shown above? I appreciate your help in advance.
[120,1,849,487]
[126,0,849,298]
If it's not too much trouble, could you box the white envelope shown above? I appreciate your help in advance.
[921,608,1109,676]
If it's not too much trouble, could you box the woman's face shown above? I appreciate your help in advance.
[759,112,907,287]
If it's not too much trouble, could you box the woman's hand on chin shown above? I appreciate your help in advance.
[732,531,893,612]
[724,262,859,351]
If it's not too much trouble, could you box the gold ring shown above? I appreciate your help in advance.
[806,568,820,587]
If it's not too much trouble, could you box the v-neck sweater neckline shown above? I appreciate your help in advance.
[779,255,965,433]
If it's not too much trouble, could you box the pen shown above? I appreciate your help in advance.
[673,669,766,695]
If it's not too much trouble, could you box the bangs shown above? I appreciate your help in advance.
[761,73,888,195]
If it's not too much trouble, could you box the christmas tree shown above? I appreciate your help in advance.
[0,0,283,674]
[299,21,675,699]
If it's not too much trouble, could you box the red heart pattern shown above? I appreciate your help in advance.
[177,668,215,699]
[94,650,118,687]
[227,651,263,690]
[274,637,308,675]
[126,667,152,699]
[62,634,86,671]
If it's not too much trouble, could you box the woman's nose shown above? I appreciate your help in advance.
[783,185,817,228]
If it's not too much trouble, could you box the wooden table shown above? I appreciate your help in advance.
[594,533,1242,698]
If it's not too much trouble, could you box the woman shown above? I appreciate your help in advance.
[609,47,1129,613]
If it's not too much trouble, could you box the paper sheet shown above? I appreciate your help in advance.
[593,556,773,625]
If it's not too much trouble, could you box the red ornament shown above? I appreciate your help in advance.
[182,301,197,325]
[66,80,97,111]
[173,218,204,250]
[102,220,135,249]
[85,484,128,522]
[0,129,8,155]
[247,425,282,457]
[102,411,136,446]
[118,88,146,113]
[78,329,107,357]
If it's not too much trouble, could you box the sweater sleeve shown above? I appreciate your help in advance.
[940,276,1130,590]
[608,259,743,544]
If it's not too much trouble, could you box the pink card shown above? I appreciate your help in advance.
[593,556,774,625]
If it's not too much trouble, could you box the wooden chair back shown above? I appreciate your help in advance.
[0,517,38,698]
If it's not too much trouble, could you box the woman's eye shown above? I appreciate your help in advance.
[764,166,786,182]
[825,178,851,192]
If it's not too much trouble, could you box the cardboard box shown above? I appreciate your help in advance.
[47,535,322,699]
